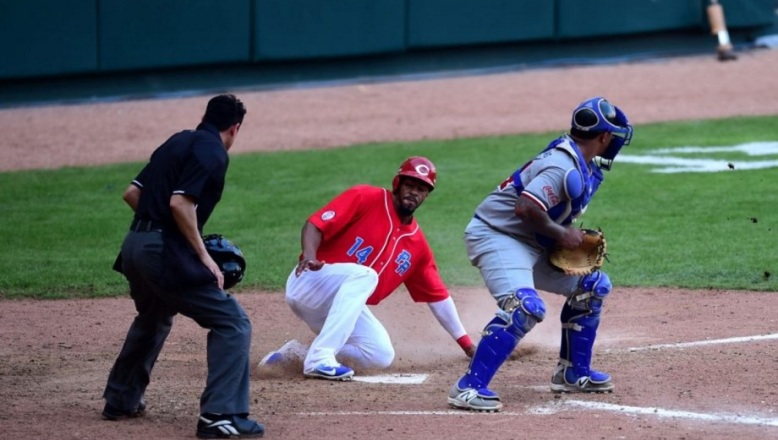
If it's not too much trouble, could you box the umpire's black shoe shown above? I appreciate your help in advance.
[196,413,265,439]
[102,400,146,421]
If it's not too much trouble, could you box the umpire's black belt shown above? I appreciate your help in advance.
[130,218,164,232]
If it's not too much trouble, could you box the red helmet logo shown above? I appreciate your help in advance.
[393,156,436,191]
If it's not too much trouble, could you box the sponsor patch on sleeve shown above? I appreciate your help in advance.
[543,185,559,206]
[321,210,336,221]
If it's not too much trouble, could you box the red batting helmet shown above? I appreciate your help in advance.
[392,156,437,191]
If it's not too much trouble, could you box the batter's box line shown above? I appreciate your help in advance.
[559,400,778,428]
[298,402,778,427]
[606,332,778,353]
[297,410,524,416]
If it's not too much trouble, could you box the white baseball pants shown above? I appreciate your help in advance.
[285,262,395,372]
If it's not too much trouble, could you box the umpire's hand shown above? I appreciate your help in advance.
[202,254,225,290]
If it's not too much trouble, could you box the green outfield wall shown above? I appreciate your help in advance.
[253,0,405,60]
[0,0,774,80]
[407,0,555,47]
[0,0,98,78]
[98,0,251,71]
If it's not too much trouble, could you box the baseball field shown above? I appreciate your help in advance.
[1,49,777,439]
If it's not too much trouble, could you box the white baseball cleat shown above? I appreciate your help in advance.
[259,339,307,366]
[447,384,503,412]
[550,364,614,393]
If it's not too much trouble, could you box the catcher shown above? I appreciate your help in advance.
[447,96,632,412]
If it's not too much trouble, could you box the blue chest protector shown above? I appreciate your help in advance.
[510,137,604,248]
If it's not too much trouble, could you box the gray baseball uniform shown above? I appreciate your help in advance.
[467,135,597,304]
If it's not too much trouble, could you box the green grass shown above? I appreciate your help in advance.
[1,115,776,299]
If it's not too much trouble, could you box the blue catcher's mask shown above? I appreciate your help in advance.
[571,97,633,170]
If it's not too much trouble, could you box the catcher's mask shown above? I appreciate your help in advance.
[203,234,246,290]
[571,97,633,170]
[392,156,436,192]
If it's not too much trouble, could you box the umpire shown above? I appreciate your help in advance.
[102,94,265,438]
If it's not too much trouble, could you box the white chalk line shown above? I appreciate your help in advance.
[621,332,778,352]
[562,400,778,427]
[352,373,427,384]
[299,410,523,416]
[306,333,778,426]
[351,334,778,384]
[298,401,778,427]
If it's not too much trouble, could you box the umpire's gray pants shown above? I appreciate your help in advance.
[103,230,253,415]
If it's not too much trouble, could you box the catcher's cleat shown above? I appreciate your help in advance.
[102,400,146,421]
[550,365,614,393]
[259,339,307,366]
[447,384,503,412]
[196,413,265,439]
[304,363,354,381]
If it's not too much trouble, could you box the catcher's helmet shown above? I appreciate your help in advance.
[392,156,437,192]
[571,97,633,170]
[203,234,246,290]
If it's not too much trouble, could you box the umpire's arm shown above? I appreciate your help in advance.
[170,194,225,289]
[123,184,141,212]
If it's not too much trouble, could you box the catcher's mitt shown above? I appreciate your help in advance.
[548,229,607,276]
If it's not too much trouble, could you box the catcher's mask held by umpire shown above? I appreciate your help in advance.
[203,234,246,290]
[392,156,437,192]
[571,97,633,170]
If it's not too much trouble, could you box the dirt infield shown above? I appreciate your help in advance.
[3,288,777,439]
[1,49,778,439]
[3,50,778,172]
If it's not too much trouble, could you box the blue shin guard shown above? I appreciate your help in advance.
[458,288,546,391]
[555,271,613,391]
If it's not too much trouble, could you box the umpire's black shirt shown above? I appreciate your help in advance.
[131,122,228,238]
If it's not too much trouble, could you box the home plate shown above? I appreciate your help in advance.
[352,374,428,384]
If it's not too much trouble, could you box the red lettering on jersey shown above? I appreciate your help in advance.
[498,176,514,191]
[543,185,559,205]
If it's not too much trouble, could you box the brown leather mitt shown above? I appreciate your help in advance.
[548,229,607,276]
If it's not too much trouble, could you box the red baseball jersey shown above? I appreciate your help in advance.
[308,185,448,305]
